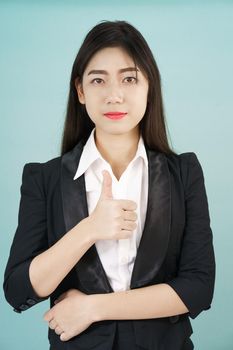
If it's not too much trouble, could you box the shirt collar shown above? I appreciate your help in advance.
[73,127,148,180]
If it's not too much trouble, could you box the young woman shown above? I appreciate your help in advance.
[3,20,215,350]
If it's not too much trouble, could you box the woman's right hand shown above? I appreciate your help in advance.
[85,170,138,242]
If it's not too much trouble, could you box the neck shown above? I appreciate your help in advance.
[94,127,140,170]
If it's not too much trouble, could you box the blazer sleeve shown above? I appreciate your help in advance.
[166,152,215,319]
[3,163,49,313]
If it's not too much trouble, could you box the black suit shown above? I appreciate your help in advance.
[3,139,215,350]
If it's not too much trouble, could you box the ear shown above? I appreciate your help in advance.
[75,78,85,104]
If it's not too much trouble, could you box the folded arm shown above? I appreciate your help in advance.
[91,283,188,322]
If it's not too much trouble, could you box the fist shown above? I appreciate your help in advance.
[87,170,138,241]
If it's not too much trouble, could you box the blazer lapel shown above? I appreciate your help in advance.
[130,149,171,288]
[61,140,113,294]
[61,141,171,293]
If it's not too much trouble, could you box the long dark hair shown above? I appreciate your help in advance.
[61,20,176,155]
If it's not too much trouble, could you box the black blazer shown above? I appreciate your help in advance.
[3,139,215,350]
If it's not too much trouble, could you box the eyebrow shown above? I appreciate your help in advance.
[87,67,139,75]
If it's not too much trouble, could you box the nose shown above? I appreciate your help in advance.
[105,83,124,104]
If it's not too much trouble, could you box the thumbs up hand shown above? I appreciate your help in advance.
[87,170,138,242]
[99,170,114,201]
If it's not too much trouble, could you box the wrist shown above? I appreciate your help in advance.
[75,217,97,246]
[88,293,105,323]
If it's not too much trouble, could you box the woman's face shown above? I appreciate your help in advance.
[75,46,149,137]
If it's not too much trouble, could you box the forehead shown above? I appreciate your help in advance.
[84,47,136,72]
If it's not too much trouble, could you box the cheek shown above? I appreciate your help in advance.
[132,90,148,110]
[84,91,97,107]
[85,89,103,105]
[83,95,100,122]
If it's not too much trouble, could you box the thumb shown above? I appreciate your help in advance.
[99,170,113,200]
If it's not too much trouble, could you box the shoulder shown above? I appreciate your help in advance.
[23,156,62,179]
[164,151,199,171]
[21,156,62,196]
[165,151,202,171]
[23,155,61,172]
[164,151,205,190]
[165,151,199,165]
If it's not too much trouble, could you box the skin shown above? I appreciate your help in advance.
[42,47,188,341]
[75,46,149,180]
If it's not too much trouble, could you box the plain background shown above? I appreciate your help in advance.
[0,0,232,349]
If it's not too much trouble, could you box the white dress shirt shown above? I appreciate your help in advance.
[73,128,148,292]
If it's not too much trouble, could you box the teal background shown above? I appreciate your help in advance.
[0,1,232,349]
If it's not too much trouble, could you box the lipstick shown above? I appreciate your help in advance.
[104,112,127,120]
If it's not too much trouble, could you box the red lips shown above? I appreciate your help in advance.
[104,112,127,120]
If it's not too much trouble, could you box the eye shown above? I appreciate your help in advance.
[123,76,137,84]
[91,78,104,84]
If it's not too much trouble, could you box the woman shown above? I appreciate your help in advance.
[3,20,215,350]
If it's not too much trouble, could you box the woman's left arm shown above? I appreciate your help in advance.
[91,283,188,321]
[93,153,215,322]
[44,283,188,341]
